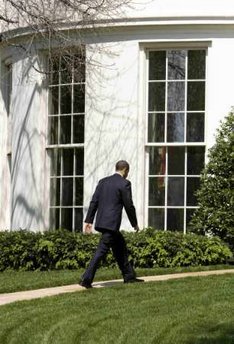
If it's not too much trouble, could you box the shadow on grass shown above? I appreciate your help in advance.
[188,323,234,344]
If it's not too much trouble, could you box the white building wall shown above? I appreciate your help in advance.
[9,55,48,230]
[1,0,234,230]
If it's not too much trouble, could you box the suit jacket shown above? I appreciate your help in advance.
[85,173,138,232]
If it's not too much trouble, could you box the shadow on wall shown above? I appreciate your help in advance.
[85,42,139,186]
[11,55,47,230]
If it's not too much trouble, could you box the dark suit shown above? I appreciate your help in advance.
[81,173,137,283]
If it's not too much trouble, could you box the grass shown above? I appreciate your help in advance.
[0,264,233,293]
[0,274,233,344]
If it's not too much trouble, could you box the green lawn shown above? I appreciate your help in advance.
[0,274,233,344]
[0,265,233,293]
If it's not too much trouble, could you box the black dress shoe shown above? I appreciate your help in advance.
[79,280,93,289]
[124,278,144,284]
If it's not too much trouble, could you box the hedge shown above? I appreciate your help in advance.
[0,228,232,271]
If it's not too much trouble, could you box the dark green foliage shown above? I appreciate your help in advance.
[0,229,232,271]
[191,111,234,249]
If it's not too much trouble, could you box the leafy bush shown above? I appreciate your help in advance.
[0,229,232,271]
[191,111,234,249]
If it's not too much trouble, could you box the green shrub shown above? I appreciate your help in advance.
[191,111,234,249]
[0,229,231,271]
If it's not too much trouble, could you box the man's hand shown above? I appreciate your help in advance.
[84,223,92,234]
[134,225,140,233]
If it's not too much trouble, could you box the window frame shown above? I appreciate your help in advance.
[144,46,208,233]
[46,53,86,232]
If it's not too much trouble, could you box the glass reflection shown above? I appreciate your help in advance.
[148,82,165,111]
[61,208,73,231]
[75,177,83,205]
[168,147,185,175]
[188,50,206,80]
[187,82,205,111]
[75,148,84,175]
[167,82,185,111]
[49,116,58,145]
[50,208,59,230]
[187,113,204,142]
[73,84,85,113]
[73,115,85,143]
[62,178,73,206]
[50,178,60,206]
[149,51,166,80]
[148,208,164,230]
[148,113,165,142]
[149,177,165,206]
[168,50,186,80]
[167,209,184,231]
[187,147,205,175]
[167,177,184,206]
[75,208,83,231]
[63,149,73,176]
[61,85,72,114]
[60,116,71,144]
[49,87,59,114]
[50,149,61,176]
[187,177,200,206]
[149,147,166,175]
[167,113,184,142]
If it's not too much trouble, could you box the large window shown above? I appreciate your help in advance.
[48,55,85,231]
[146,49,206,232]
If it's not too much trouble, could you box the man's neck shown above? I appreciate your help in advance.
[116,171,124,177]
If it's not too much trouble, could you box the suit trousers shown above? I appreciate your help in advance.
[81,230,136,284]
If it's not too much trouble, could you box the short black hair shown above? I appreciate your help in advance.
[115,160,129,171]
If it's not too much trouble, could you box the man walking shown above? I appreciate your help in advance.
[79,160,143,288]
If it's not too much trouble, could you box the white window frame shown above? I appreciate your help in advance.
[140,42,210,233]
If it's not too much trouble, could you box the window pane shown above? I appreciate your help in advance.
[50,208,60,230]
[75,177,83,205]
[149,177,165,206]
[63,149,73,176]
[73,115,84,143]
[50,178,60,206]
[74,60,86,83]
[75,148,84,175]
[50,149,61,176]
[167,177,184,206]
[48,117,58,145]
[186,208,196,232]
[168,147,185,175]
[60,56,72,84]
[74,208,83,232]
[168,50,186,80]
[60,116,71,144]
[49,58,59,85]
[62,178,73,206]
[188,50,206,79]
[148,208,164,230]
[167,82,185,111]
[187,82,205,111]
[61,85,72,114]
[49,87,59,114]
[167,209,184,231]
[148,113,165,142]
[148,82,165,111]
[149,51,166,80]
[187,147,205,175]
[187,177,200,206]
[149,147,166,175]
[73,84,85,113]
[167,113,184,142]
[61,208,73,231]
[187,113,204,142]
